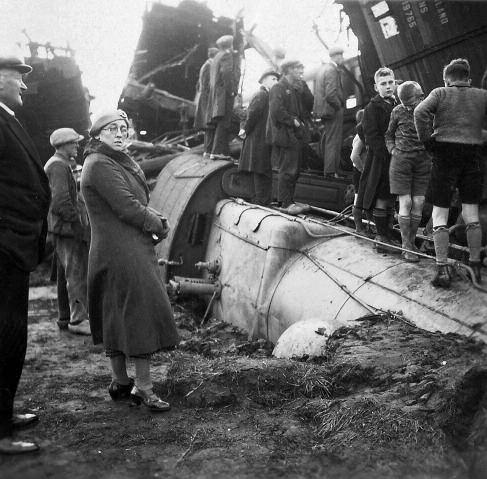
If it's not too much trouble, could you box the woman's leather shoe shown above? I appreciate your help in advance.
[108,378,134,401]
[12,413,39,430]
[130,386,170,412]
[0,437,40,455]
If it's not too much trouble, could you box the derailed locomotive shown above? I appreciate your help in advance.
[121,1,487,352]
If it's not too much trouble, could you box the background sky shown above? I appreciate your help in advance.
[0,0,356,114]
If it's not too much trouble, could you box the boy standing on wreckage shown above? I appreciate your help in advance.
[415,58,487,288]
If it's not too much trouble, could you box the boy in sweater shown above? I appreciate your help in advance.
[386,81,430,262]
[415,58,487,287]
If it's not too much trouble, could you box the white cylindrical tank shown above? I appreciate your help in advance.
[205,200,487,346]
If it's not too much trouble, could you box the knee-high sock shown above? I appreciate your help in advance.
[410,214,422,247]
[466,222,482,263]
[134,358,152,392]
[352,206,364,231]
[398,215,411,249]
[110,355,129,385]
[432,226,449,265]
[373,208,389,238]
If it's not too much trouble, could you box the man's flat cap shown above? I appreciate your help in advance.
[0,55,32,74]
[280,60,304,73]
[216,35,234,48]
[258,70,280,84]
[329,45,345,57]
[50,128,84,147]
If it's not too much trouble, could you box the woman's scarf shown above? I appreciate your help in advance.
[84,138,149,197]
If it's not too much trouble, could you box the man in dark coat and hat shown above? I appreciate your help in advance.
[238,70,280,205]
[194,47,219,159]
[0,54,50,454]
[209,35,237,159]
[266,60,314,209]
[313,45,346,178]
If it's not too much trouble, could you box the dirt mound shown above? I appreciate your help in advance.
[1,294,486,479]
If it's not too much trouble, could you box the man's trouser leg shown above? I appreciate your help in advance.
[56,253,70,323]
[56,237,89,325]
[253,172,272,206]
[203,127,215,155]
[211,119,230,156]
[276,146,301,208]
[323,109,344,175]
[0,254,29,439]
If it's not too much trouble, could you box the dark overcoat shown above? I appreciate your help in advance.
[193,59,212,129]
[0,107,50,271]
[266,77,313,148]
[356,95,396,210]
[239,86,271,175]
[81,141,179,355]
[209,50,234,125]
[313,62,344,120]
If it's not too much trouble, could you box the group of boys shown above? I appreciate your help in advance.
[353,59,487,288]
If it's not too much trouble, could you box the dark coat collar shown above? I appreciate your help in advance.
[370,94,397,110]
[0,106,42,165]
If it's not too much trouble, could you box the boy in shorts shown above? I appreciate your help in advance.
[415,58,487,287]
[356,67,398,253]
[386,81,430,262]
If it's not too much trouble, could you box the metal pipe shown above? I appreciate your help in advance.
[169,276,221,296]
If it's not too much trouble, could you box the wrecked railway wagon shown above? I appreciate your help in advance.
[121,1,487,351]
[19,39,91,164]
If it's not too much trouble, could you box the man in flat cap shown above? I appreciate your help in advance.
[314,45,346,178]
[209,35,237,159]
[194,47,219,159]
[266,60,314,210]
[0,54,50,454]
[45,128,91,336]
[238,70,280,205]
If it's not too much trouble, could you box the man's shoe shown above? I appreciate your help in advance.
[0,437,40,455]
[68,321,91,336]
[468,261,482,284]
[12,413,39,430]
[431,264,451,288]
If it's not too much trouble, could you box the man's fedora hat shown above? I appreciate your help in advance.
[0,56,32,74]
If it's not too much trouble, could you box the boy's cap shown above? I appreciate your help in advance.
[397,81,421,106]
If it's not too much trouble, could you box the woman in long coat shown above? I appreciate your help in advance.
[81,109,179,412]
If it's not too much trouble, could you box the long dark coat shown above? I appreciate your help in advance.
[238,86,271,175]
[209,49,234,126]
[81,141,179,355]
[313,62,344,120]
[0,107,50,271]
[266,76,314,148]
[356,95,397,210]
[193,59,212,129]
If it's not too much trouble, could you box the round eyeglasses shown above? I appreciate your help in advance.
[102,125,129,135]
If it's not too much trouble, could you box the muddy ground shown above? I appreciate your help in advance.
[1,278,487,479]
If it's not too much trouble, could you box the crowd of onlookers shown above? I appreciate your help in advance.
[1,36,487,455]
[236,52,487,289]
